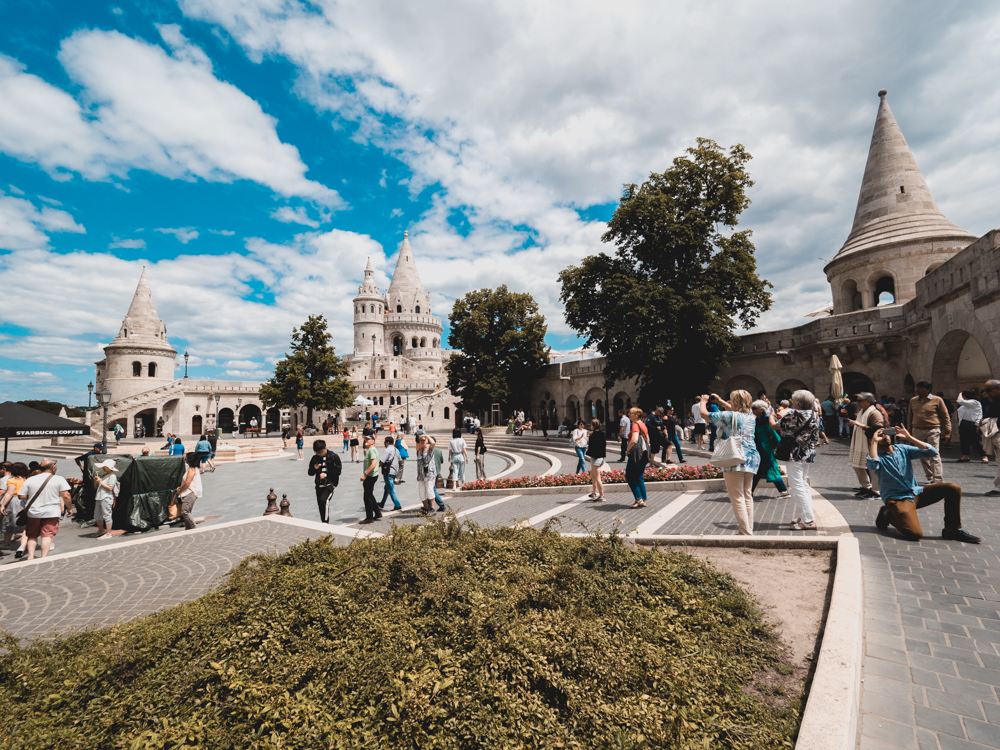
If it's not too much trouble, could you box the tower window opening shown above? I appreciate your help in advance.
[381,369,386,379]
[396,305,402,313]
[393,370,397,378]
[148,362,157,377]
[420,337,426,348]
[412,337,418,348]
[132,361,141,377]
[415,305,420,313]
[900,185,905,193]
[370,305,375,313]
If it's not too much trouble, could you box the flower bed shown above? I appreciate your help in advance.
[462,463,723,491]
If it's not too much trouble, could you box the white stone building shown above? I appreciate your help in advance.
[89,233,459,439]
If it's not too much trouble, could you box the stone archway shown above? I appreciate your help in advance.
[239,404,263,433]
[724,374,766,400]
[776,379,810,402]
[842,372,876,398]
[566,396,580,425]
[218,408,235,433]
[932,330,993,395]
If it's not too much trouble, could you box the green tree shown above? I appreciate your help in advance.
[17,400,84,418]
[259,315,354,425]
[559,138,772,405]
[445,286,550,417]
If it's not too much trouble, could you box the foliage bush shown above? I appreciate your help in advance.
[461,463,722,491]
[0,522,796,749]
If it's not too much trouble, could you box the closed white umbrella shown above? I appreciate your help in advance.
[829,355,844,399]
[352,396,374,406]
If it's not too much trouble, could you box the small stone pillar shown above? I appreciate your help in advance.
[279,493,292,517]
[263,488,279,516]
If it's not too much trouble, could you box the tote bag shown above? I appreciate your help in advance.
[711,413,747,468]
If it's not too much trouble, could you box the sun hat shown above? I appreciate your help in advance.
[94,459,118,472]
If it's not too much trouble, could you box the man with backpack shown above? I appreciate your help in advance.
[378,437,402,510]
[644,408,666,463]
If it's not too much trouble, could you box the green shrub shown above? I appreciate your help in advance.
[0,522,795,749]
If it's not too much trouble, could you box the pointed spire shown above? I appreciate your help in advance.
[358,256,380,296]
[387,231,429,312]
[109,267,176,352]
[835,89,974,258]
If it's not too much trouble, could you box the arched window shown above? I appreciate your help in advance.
[444,407,450,419]
[370,305,375,313]
[148,362,157,377]
[420,337,426,348]
[393,337,403,356]
[123,329,128,338]
[379,397,384,405]
[393,370,397,378]
[415,305,420,313]
[381,369,386,379]
[432,338,438,348]
[411,337,418,348]
[132,361,141,377]
[396,305,402,313]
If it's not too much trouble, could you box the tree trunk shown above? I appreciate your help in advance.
[306,405,313,427]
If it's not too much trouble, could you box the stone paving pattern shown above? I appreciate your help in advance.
[0,521,348,640]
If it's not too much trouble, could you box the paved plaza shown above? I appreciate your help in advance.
[4,436,1000,748]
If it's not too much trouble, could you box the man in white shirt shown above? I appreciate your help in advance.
[691,396,707,448]
[956,390,986,463]
[617,409,630,462]
[19,459,72,560]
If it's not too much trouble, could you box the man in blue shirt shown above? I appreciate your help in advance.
[867,425,981,543]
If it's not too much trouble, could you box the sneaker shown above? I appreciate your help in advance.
[789,520,817,530]
[595,497,606,502]
[588,493,598,499]
[942,528,982,544]
[778,491,790,498]
[854,488,872,497]
[875,506,890,530]
[14,548,25,559]
[679,460,687,464]
[986,490,1000,497]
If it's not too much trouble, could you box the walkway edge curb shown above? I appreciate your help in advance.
[449,477,727,498]
[628,535,862,750]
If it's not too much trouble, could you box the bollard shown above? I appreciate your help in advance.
[263,488,279,516]
[279,493,292,517]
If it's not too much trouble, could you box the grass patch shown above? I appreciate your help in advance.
[0,521,797,748]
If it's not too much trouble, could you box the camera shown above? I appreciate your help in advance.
[883,428,897,437]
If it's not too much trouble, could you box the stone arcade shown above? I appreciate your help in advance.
[530,90,998,421]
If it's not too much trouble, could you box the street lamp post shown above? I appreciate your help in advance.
[213,392,220,435]
[236,396,243,436]
[388,382,393,423]
[87,381,94,409]
[184,351,189,378]
[405,386,410,433]
[97,387,112,452]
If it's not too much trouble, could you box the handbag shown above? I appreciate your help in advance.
[711,413,747,468]
[628,430,650,463]
[167,503,181,520]
[775,437,795,461]
[16,474,54,526]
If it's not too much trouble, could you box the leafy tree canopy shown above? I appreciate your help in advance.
[17,400,84,418]
[259,315,354,425]
[445,286,549,415]
[559,138,772,406]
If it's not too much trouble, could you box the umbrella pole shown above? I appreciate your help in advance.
[3,436,7,462]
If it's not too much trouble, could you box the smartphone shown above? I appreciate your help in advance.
[883,428,897,437]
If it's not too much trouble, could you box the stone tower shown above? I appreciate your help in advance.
[824,89,976,314]
[384,231,442,361]
[353,257,386,357]
[95,267,177,400]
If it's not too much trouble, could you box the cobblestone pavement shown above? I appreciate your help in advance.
[806,438,1000,750]
[0,519,353,640]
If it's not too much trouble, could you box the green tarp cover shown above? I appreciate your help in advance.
[78,454,185,532]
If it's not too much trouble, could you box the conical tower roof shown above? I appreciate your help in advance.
[108,267,176,352]
[834,90,975,259]
[386,231,429,311]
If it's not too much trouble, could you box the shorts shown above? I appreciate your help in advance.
[25,516,59,538]
[417,479,437,502]
[296,439,304,449]
[198,453,210,464]
[694,423,707,435]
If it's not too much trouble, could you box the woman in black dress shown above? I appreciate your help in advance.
[586,418,607,501]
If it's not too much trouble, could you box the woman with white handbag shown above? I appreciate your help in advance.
[701,390,760,535]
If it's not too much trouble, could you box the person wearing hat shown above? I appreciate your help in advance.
[93,459,119,539]
[76,443,105,472]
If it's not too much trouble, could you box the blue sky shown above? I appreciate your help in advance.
[2,1,999,405]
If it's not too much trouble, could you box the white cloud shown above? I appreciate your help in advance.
[0,27,343,206]
[270,206,321,228]
[0,190,85,251]
[109,238,146,249]
[155,226,200,243]
[208,229,235,236]
[179,0,1000,335]
[0,228,384,370]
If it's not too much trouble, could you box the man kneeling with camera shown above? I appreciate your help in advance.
[868,425,982,543]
